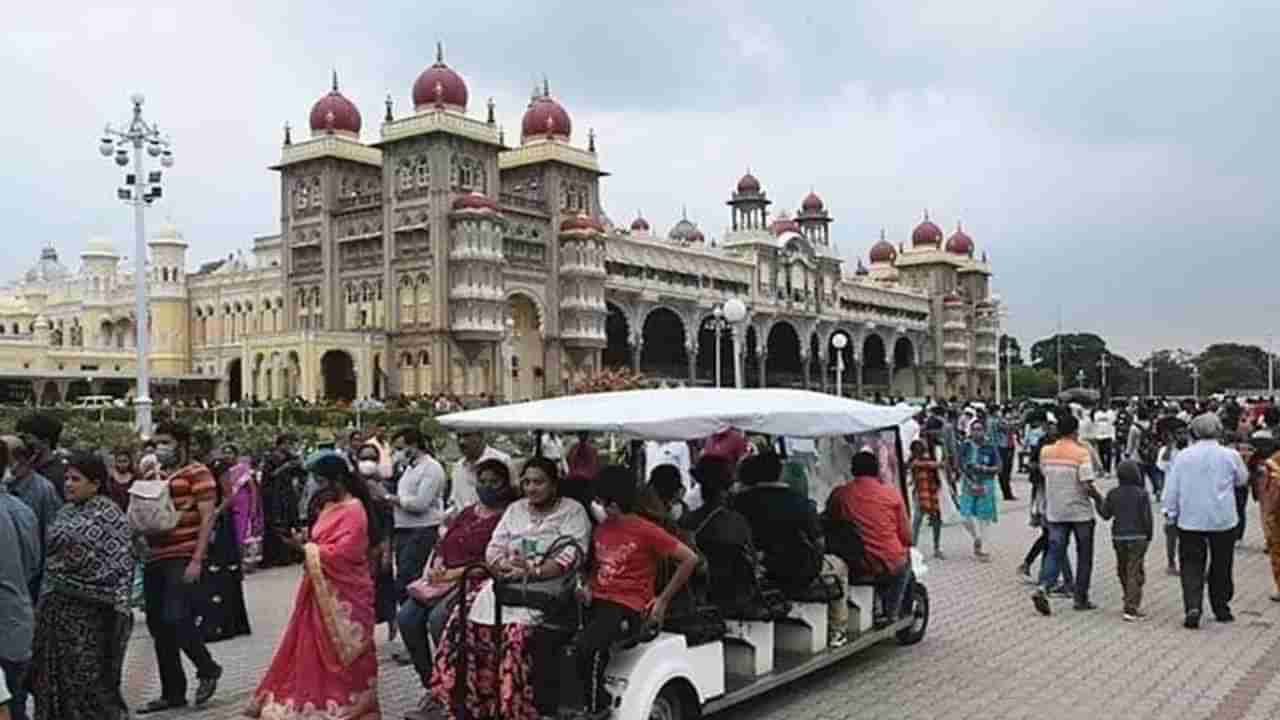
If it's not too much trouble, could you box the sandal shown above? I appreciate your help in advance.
[137,698,189,715]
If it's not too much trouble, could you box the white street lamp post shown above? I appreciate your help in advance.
[709,306,730,388]
[100,93,173,437]
[1076,369,1086,388]
[1098,353,1110,395]
[1147,359,1156,398]
[722,298,747,389]
[832,332,848,397]
[1191,365,1201,399]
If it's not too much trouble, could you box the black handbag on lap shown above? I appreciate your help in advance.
[494,536,583,613]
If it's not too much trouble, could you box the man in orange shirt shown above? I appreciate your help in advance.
[828,450,912,624]
[137,421,223,715]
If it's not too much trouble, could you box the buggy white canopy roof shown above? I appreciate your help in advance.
[436,388,917,440]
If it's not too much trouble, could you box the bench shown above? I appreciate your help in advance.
[777,602,829,654]
[723,619,775,676]
[846,583,877,634]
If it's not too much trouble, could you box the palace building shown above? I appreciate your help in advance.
[0,47,1000,405]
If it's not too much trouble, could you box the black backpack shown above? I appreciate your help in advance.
[821,507,872,577]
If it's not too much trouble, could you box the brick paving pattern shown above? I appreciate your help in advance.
[116,474,1280,719]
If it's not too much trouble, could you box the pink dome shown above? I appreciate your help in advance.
[869,239,897,264]
[412,44,469,111]
[561,213,603,233]
[522,81,572,142]
[309,73,361,135]
[945,223,974,256]
[451,191,498,212]
[801,191,824,212]
[630,215,650,232]
[912,210,944,247]
[769,215,801,235]
[737,172,761,193]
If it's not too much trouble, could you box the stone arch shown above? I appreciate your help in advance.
[640,306,687,380]
[321,349,357,402]
[504,287,547,335]
[39,381,60,406]
[508,292,545,401]
[227,358,243,402]
[765,319,803,388]
[893,336,915,368]
[862,332,888,388]
[603,301,631,369]
[401,352,417,396]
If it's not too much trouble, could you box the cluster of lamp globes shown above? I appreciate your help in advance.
[98,95,174,203]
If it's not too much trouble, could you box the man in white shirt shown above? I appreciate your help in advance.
[390,427,446,610]
[452,433,512,510]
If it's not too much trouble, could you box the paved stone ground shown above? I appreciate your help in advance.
[118,473,1280,720]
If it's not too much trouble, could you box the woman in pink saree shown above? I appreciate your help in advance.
[245,451,381,719]
[224,450,264,570]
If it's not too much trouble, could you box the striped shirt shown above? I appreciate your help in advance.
[1040,437,1097,523]
[146,463,217,563]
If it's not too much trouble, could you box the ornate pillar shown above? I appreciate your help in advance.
[855,354,864,398]
[731,323,745,389]
[758,348,768,388]
[630,331,643,373]
[820,346,829,393]
[801,349,811,389]
[686,340,697,384]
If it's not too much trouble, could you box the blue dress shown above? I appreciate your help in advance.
[958,441,1000,523]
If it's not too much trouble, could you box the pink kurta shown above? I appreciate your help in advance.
[247,498,381,719]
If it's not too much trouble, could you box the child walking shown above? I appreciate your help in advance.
[908,440,945,559]
[1089,460,1154,621]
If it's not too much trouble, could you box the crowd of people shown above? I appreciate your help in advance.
[2,391,1279,719]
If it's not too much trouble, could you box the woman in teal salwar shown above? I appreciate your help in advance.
[958,419,1001,561]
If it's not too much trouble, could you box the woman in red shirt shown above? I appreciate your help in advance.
[566,466,698,718]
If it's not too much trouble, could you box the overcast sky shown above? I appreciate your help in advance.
[3,1,1277,361]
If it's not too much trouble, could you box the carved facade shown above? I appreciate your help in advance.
[0,47,999,404]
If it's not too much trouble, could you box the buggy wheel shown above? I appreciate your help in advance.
[896,581,929,645]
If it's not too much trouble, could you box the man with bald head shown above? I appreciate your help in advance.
[1163,412,1249,629]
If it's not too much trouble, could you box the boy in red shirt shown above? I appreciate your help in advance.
[566,466,698,718]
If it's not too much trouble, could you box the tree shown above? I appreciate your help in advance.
[1197,343,1269,393]
[1028,333,1135,398]
[1010,366,1059,398]
[1141,349,1194,396]
[999,334,1024,366]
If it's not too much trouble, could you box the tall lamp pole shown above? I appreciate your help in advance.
[1076,369,1086,388]
[100,93,174,437]
[832,332,848,397]
[709,306,729,388]
[1146,358,1156,398]
[1098,353,1110,398]
[1191,365,1201,399]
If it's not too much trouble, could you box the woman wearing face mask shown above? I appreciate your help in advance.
[244,451,381,719]
[431,457,591,720]
[222,446,264,574]
[28,451,135,720]
[355,442,398,642]
[399,459,516,720]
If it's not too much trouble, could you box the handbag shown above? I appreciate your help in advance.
[493,535,582,613]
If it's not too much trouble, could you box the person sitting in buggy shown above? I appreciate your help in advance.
[558,466,699,720]
[825,449,913,627]
[732,452,824,594]
[679,456,758,616]
[429,457,591,720]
